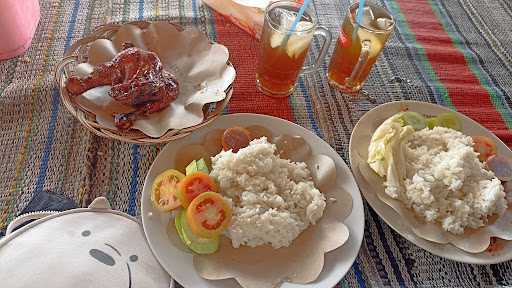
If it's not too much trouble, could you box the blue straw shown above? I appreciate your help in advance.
[288,0,311,34]
[352,0,366,39]
[281,0,311,46]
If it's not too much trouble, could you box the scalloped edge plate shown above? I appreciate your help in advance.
[142,113,364,287]
[349,100,512,264]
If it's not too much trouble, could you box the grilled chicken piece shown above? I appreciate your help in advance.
[65,43,179,130]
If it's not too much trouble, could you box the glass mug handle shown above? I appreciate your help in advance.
[302,26,332,73]
[346,39,371,87]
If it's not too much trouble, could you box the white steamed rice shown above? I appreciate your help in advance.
[210,137,326,248]
[394,127,507,234]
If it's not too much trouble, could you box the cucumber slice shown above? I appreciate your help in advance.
[175,210,187,244]
[185,159,210,175]
[185,160,198,176]
[196,158,209,174]
[426,117,438,129]
[174,210,219,254]
[400,112,426,130]
[436,112,462,131]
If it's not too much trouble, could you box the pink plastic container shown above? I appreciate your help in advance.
[0,0,40,60]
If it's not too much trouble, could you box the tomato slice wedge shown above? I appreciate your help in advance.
[151,169,185,212]
[177,172,218,208]
[222,126,252,152]
[472,136,497,162]
[186,191,232,238]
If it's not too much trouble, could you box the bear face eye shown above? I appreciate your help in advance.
[82,230,91,237]
[129,255,138,262]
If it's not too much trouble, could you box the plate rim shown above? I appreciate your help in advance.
[141,112,365,287]
[349,100,512,265]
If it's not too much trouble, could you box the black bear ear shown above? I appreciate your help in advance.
[82,230,91,237]
[129,255,138,262]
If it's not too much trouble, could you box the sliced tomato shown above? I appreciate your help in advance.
[151,169,185,212]
[472,136,497,162]
[177,172,218,208]
[222,126,251,152]
[186,192,232,238]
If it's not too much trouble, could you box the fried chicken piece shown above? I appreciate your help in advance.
[66,43,163,95]
[65,43,179,130]
[112,71,179,129]
[108,71,178,107]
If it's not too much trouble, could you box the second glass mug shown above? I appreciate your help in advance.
[256,0,332,97]
[328,2,395,93]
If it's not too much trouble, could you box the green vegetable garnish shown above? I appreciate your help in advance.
[400,112,426,131]
[426,117,438,129]
[175,210,219,254]
[196,158,209,174]
[367,113,415,177]
[185,158,210,176]
[436,112,462,131]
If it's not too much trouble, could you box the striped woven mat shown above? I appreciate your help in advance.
[1,0,512,286]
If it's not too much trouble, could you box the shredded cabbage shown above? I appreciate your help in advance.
[367,113,414,197]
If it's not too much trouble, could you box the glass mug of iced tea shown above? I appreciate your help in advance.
[327,2,394,93]
[256,0,332,97]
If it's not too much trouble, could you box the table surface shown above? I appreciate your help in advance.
[1,0,512,287]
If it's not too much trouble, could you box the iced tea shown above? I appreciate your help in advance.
[256,1,331,97]
[327,3,394,93]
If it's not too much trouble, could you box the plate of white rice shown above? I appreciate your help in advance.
[349,100,512,264]
[141,113,364,288]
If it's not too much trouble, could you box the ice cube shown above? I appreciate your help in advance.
[294,20,313,32]
[356,6,375,28]
[374,17,393,30]
[364,34,383,58]
[270,31,285,48]
[286,35,311,58]
[270,20,313,52]
[286,22,314,58]
[271,8,297,31]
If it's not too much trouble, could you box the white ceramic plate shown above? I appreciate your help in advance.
[349,100,512,264]
[141,113,365,287]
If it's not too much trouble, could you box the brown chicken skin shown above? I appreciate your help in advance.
[66,43,179,130]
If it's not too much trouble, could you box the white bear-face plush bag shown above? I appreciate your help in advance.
[0,197,172,288]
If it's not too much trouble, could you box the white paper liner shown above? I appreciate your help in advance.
[174,131,353,288]
[72,22,236,138]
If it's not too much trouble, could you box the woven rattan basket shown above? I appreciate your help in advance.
[54,21,233,144]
